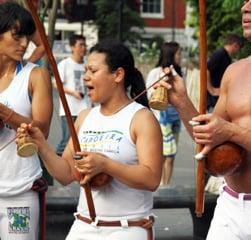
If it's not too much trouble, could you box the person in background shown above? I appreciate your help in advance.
[55,34,91,156]
[26,29,45,64]
[17,39,163,240]
[146,41,182,186]
[207,33,244,112]
[154,1,251,238]
[0,2,52,239]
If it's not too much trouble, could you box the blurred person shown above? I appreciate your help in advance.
[207,33,244,112]
[146,41,183,186]
[55,34,91,156]
[25,29,45,64]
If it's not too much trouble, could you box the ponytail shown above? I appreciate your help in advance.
[127,68,149,108]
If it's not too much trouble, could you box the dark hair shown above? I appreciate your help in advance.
[225,33,244,48]
[69,34,86,46]
[89,40,149,107]
[0,2,36,37]
[156,41,182,77]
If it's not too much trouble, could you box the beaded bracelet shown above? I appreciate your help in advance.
[3,109,14,123]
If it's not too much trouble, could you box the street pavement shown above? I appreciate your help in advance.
[46,89,199,239]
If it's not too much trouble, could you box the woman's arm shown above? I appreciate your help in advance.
[17,109,91,185]
[29,67,53,138]
[27,30,45,63]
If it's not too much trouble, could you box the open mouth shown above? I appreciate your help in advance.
[86,86,94,95]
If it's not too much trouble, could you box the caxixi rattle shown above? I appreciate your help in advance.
[149,67,177,111]
[16,134,38,158]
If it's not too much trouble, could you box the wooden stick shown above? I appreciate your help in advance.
[196,0,207,217]
[25,0,96,221]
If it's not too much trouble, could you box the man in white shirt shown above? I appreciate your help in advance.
[55,34,91,156]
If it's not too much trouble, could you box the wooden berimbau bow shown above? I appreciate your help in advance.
[26,0,96,221]
[196,0,207,217]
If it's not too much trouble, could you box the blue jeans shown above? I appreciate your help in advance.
[56,116,77,155]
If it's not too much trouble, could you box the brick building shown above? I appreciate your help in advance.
[140,0,187,45]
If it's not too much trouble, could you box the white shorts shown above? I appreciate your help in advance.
[0,190,39,240]
[207,185,251,240]
[66,214,155,240]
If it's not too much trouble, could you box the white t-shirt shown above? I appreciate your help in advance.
[57,57,91,116]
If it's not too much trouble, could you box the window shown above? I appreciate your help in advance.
[141,0,164,18]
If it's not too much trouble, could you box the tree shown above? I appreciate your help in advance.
[94,0,144,43]
[186,0,250,58]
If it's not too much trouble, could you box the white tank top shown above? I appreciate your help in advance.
[0,62,42,197]
[77,102,153,219]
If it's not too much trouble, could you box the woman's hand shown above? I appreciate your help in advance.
[74,151,108,185]
[16,123,46,149]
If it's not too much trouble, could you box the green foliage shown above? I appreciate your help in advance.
[139,41,160,63]
[94,0,144,43]
[186,0,251,58]
[131,39,162,79]
[131,35,164,65]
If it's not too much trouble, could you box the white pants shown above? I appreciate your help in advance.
[207,185,251,240]
[66,215,154,240]
[0,190,39,240]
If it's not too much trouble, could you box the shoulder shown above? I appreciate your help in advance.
[130,106,161,142]
[133,106,153,118]
[29,65,51,89]
[147,67,161,77]
[225,57,250,73]
[215,47,225,55]
[30,65,50,80]
[210,48,225,59]
[58,57,70,67]
[221,57,251,85]
[132,106,159,130]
